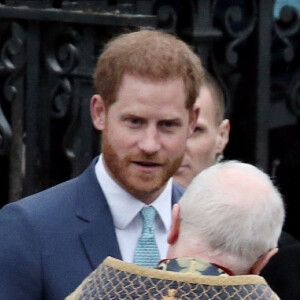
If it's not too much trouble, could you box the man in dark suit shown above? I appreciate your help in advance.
[261,232,300,300]
[0,30,204,300]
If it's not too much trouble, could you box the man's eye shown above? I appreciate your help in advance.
[126,117,142,124]
[194,126,203,133]
[163,121,175,127]
[160,121,179,128]
[124,118,143,127]
[130,119,141,125]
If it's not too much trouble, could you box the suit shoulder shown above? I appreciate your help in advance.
[172,182,185,199]
[3,177,79,212]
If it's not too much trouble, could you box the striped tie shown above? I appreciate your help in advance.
[133,206,161,268]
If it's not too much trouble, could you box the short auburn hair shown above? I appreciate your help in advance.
[93,30,204,109]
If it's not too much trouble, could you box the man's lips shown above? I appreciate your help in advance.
[132,161,162,167]
[131,161,164,173]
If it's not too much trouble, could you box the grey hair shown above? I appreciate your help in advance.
[179,160,285,273]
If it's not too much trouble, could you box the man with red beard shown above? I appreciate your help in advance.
[0,30,203,300]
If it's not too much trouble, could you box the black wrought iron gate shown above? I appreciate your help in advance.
[1,0,300,239]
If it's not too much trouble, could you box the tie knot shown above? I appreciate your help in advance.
[141,206,156,227]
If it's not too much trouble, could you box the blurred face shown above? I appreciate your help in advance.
[173,86,229,187]
[91,74,196,204]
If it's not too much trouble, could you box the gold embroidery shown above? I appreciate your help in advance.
[162,289,178,300]
[71,257,280,300]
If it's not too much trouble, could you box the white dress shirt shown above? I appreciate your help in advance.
[95,154,173,263]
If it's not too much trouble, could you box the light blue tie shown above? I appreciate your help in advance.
[133,206,161,268]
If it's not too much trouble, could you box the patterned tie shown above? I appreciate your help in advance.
[133,206,161,268]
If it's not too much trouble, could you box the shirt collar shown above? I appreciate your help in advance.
[95,154,173,231]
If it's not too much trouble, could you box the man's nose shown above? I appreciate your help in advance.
[138,126,161,154]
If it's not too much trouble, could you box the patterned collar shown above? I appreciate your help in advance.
[157,258,232,276]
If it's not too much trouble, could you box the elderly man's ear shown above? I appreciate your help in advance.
[168,204,181,245]
[216,119,230,154]
[249,248,278,275]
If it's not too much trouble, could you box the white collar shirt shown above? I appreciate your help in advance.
[95,154,173,263]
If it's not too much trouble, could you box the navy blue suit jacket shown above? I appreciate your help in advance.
[0,158,184,300]
[261,231,300,300]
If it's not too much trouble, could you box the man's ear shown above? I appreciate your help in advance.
[167,204,181,245]
[188,106,199,137]
[249,248,278,275]
[90,94,106,131]
[216,119,230,154]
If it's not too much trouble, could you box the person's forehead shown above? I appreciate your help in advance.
[112,74,189,117]
[118,73,185,93]
[195,87,217,124]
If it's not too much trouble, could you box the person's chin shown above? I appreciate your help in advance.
[173,167,189,186]
[176,164,189,175]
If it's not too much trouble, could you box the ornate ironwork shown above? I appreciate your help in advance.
[269,1,300,240]
[211,0,257,120]
[0,106,11,155]
[0,0,299,239]
[0,22,25,157]
[273,5,300,63]
[286,67,300,117]
[212,0,257,67]
[45,26,80,75]
[51,77,72,119]
[1,22,26,102]
[44,25,81,168]
[272,4,300,117]
[5,1,52,8]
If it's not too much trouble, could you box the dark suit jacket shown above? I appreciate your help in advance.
[261,231,300,300]
[0,158,184,300]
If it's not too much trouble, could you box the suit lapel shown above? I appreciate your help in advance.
[75,158,122,269]
[79,208,122,269]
